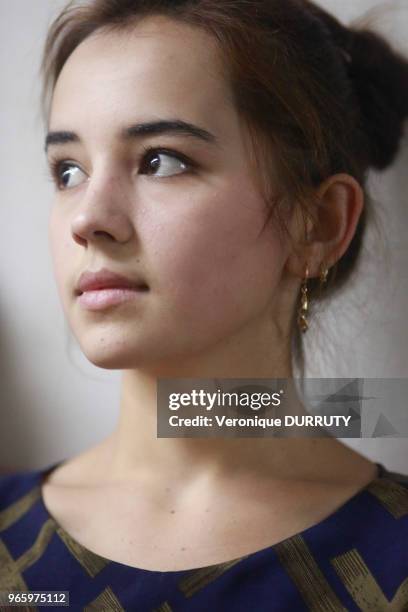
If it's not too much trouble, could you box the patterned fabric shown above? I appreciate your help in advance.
[0,461,407,611]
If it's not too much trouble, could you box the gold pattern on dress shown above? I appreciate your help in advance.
[178,556,248,598]
[0,487,41,532]
[274,534,347,612]
[15,518,56,574]
[331,547,408,610]
[55,525,110,578]
[0,537,29,591]
[367,478,408,519]
[84,585,125,611]
[152,602,174,612]
[0,519,55,611]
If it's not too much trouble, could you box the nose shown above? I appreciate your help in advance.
[71,171,135,247]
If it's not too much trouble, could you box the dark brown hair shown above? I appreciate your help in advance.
[41,0,408,375]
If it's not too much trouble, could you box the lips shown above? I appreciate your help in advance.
[75,267,148,296]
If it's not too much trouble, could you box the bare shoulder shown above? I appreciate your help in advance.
[44,439,113,488]
[40,440,116,539]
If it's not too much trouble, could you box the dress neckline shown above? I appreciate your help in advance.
[33,460,386,575]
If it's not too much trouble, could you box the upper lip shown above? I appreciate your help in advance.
[75,267,148,295]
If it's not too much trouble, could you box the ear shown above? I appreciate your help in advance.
[284,173,364,279]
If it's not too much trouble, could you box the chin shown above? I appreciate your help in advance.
[82,346,148,370]
[75,329,182,371]
[72,331,146,370]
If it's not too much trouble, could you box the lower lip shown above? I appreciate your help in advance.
[77,287,148,311]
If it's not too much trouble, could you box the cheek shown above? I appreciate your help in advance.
[48,210,74,305]
[148,185,286,334]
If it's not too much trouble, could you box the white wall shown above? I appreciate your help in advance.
[1,0,407,473]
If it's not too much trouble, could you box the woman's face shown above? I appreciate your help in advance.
[47,16,291,371]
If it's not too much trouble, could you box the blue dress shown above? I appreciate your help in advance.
[0,460,407,611]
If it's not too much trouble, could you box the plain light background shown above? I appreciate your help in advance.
[1,0,407,473]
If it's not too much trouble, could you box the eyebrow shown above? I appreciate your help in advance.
[44,119,219,152]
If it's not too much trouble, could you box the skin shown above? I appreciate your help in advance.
[44,15,378,570]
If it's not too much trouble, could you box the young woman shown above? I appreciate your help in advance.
[1,0,407,609]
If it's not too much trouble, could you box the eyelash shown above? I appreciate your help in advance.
[47,146,198,190]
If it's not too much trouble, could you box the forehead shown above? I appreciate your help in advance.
[50,15,234,133]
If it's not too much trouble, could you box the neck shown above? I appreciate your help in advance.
[97,313,370,487]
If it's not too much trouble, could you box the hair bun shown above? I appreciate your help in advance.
[303,0,408,171]
[345,27,408,171]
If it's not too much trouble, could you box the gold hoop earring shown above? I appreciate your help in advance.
[297,265,309,334]
[320,264,329,285]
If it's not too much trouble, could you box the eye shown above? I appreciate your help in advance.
[139,148,194,178]
[50,160,87,190]
[48,148,196,190]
